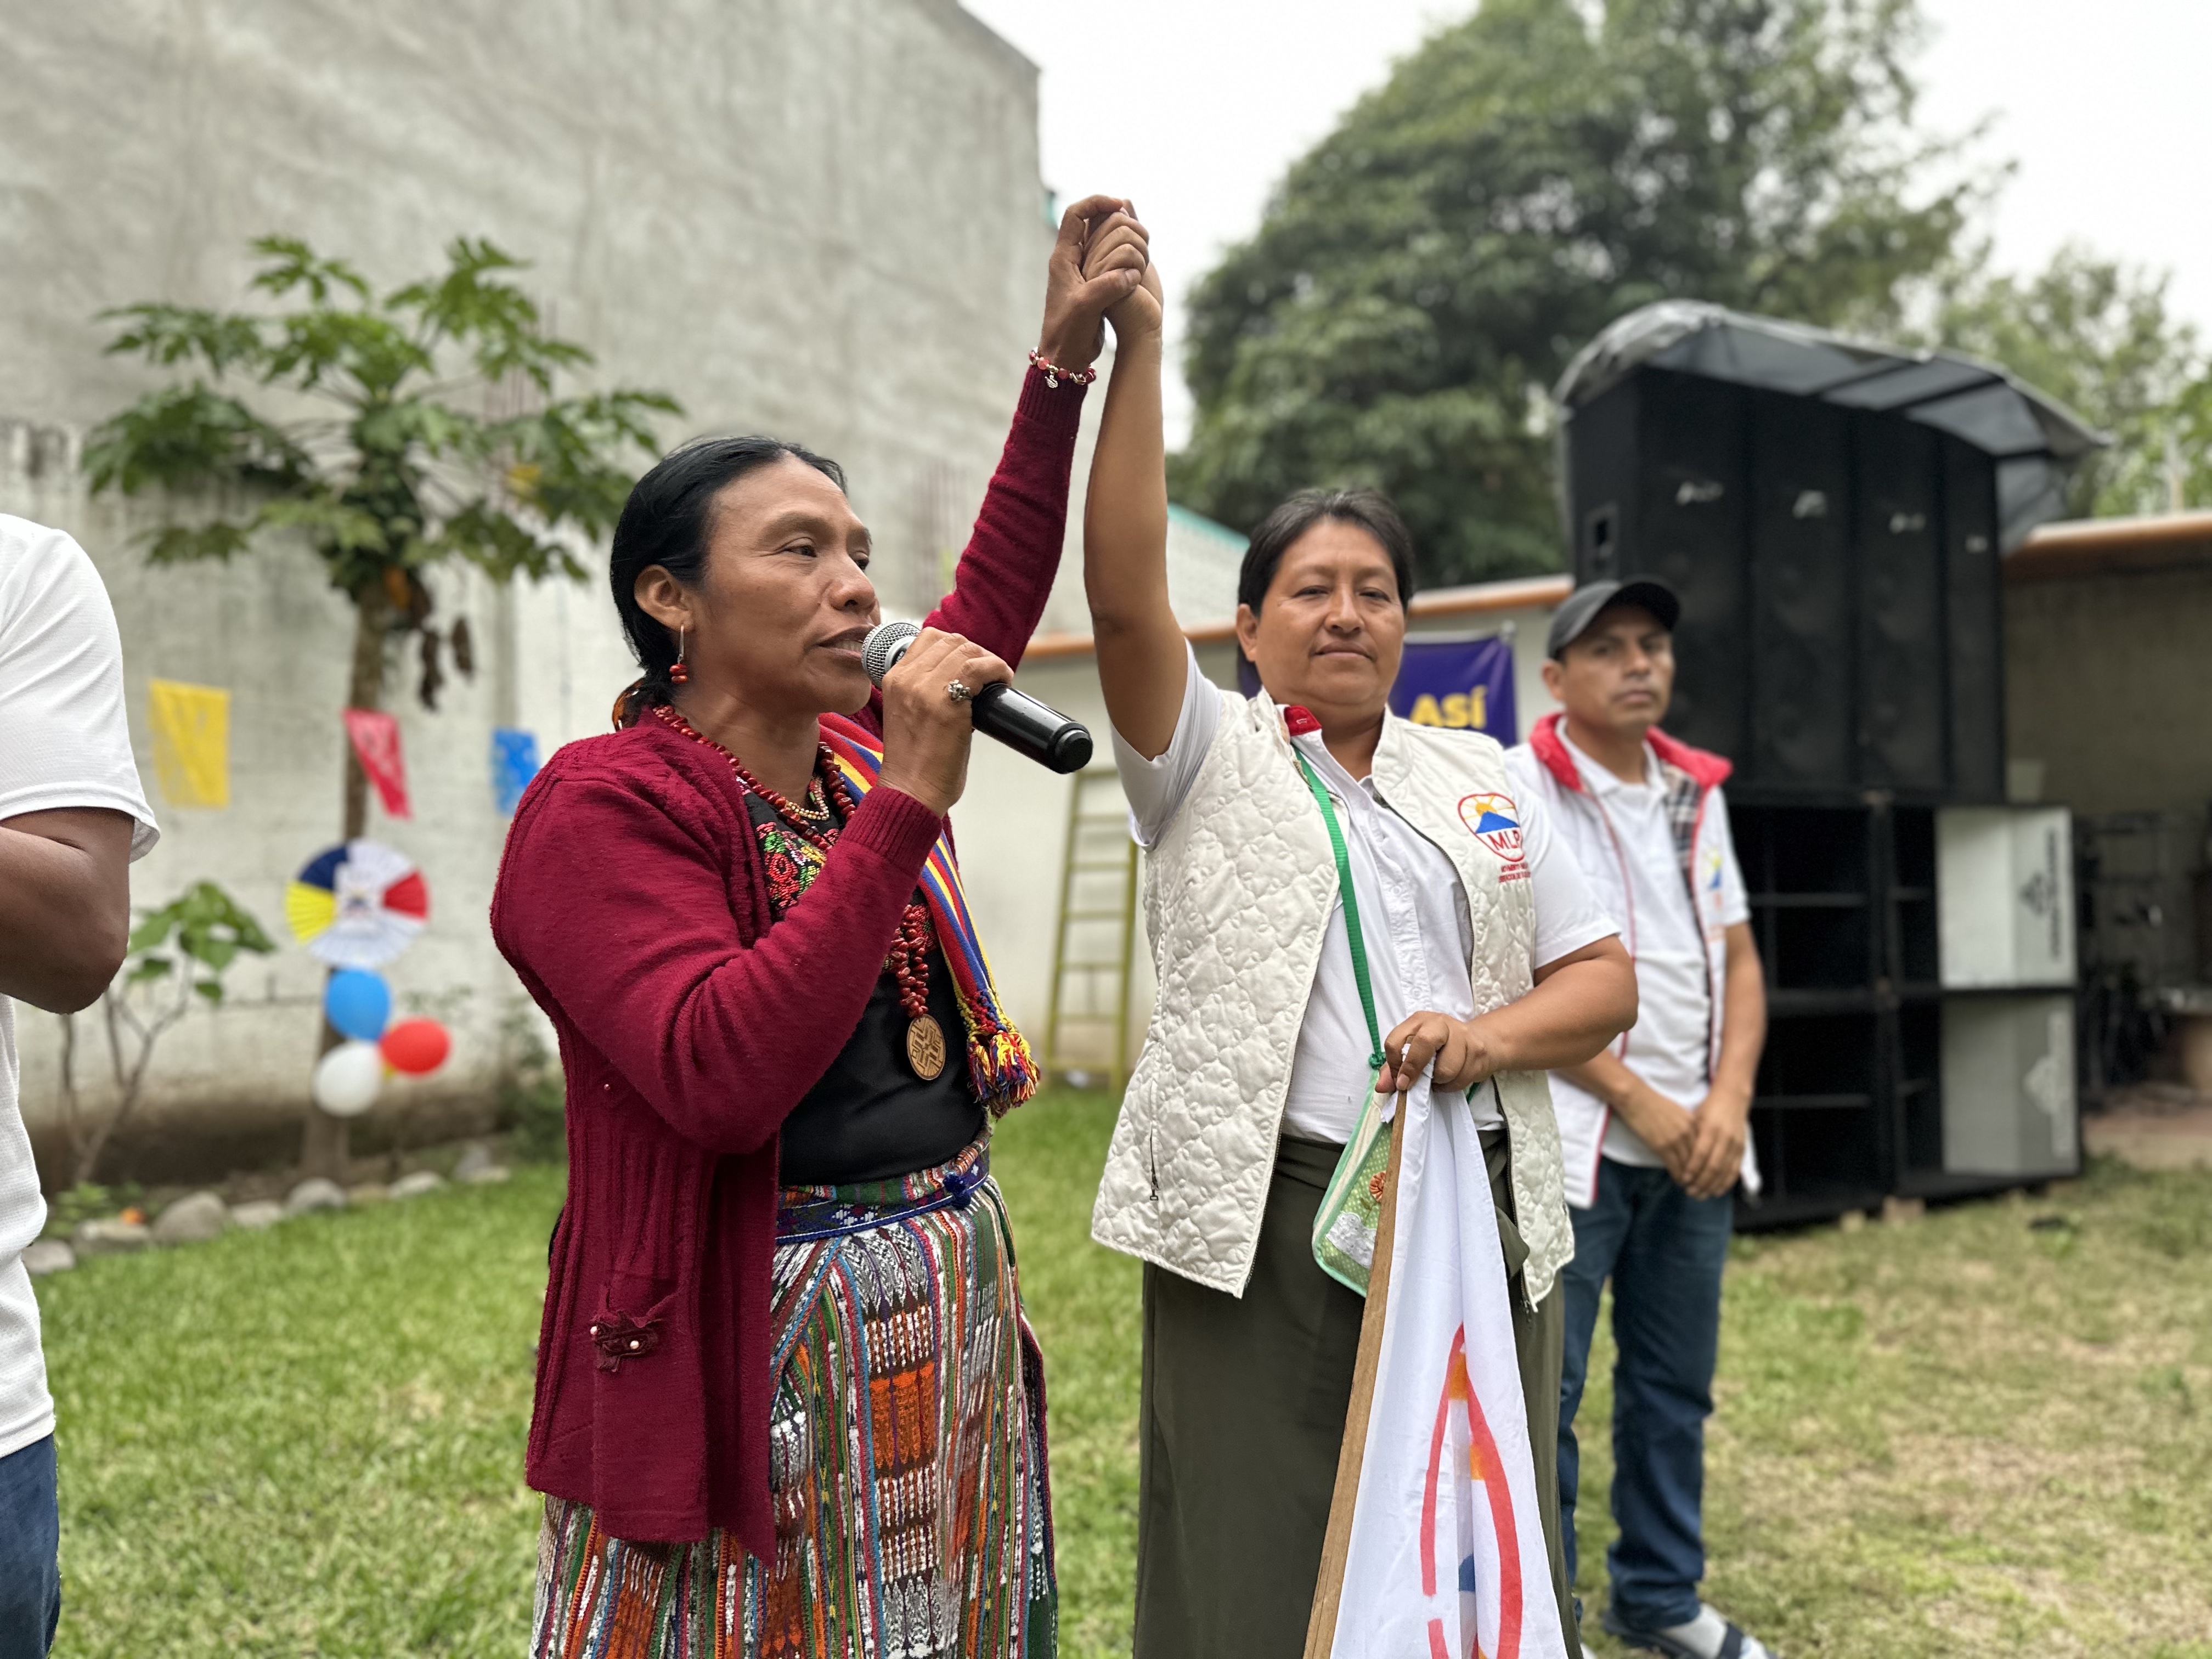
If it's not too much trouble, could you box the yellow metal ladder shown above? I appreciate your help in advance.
[1042,768,1141,1092]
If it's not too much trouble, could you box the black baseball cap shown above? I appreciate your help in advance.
[1547,578,1681,658]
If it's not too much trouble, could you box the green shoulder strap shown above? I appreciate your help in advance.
[1294,751,1385,1074]
[1296,745,1401,1297]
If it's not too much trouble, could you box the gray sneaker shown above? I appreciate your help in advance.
[1601,1602,1778,1659]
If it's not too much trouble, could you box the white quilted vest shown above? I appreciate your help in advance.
[1090,685,1573,1307]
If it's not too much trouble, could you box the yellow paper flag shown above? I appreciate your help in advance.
[148,679,230,808]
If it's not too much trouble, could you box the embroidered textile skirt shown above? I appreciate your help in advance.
[532,1137,1057,1659]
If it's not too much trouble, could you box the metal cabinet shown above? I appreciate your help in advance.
[1933,806,2079,1181]
[1937,807,2074,989]
[1940,995,2078,1177]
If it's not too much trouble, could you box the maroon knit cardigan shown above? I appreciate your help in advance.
[491,372,1086,1552]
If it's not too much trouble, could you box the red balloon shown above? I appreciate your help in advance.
[380,1018,451,1076]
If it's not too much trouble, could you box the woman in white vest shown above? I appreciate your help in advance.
[1080,253,1638,1655]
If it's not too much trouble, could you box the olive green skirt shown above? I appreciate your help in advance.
[1133,1128,1574,1658]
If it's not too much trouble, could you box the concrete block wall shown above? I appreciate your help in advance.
[2006,566,2212,815]
[1,0,1065,1180]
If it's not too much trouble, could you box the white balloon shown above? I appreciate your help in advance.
[313,1041,385,1118]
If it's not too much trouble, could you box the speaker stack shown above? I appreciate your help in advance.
[1557,305,2098,1226]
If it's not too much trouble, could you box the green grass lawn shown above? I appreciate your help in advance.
[38,1091,2212,1656]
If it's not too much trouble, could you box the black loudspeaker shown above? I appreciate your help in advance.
[1634,375,1750,764]
[1853,417,1945,792]
[1943,439,2004,805]
[1565,366,2006,802]
[1747,393,1855,789]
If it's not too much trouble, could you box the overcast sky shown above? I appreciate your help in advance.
[961,0,2212,446]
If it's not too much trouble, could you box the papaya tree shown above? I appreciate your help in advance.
[84,235,679,1173]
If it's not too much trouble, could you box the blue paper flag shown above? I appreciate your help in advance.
[492,728,541,816]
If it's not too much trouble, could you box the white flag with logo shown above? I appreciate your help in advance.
[1328,1077,1567,1659]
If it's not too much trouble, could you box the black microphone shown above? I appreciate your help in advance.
[862,620,1094,774]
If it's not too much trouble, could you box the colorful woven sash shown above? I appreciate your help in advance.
[819,712,1041,1112]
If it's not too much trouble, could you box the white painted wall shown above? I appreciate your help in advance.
[0,0,1063,1172]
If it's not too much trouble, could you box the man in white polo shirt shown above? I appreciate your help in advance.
[0,515,159,1657]
[1505,579,1774,1659]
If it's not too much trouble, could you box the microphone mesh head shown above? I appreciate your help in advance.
[861,620,922,687]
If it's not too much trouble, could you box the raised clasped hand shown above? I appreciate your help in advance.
[872,627,1012,817]
[1038,195,1153,373]
[1082,205,1161,342]
[1375,1011,1497,1097]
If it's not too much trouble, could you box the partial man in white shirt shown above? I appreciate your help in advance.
[1504,579,1776,1659]
[0,516,160,1659]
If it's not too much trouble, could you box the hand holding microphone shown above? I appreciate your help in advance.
[872,627,1014,815]
[865,622,1094,797]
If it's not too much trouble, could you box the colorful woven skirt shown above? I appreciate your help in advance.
[532,1136,1056,1659]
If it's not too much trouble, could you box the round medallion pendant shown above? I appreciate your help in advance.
[905,1013,949,1081]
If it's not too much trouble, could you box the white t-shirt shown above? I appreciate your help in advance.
[1552,726,1749,1168]
[1,515,160,1460]
[1113,647,1615,1144]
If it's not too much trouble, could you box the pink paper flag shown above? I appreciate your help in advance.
[343,708,412,819]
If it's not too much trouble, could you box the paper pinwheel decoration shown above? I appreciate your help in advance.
[286,840,430,969]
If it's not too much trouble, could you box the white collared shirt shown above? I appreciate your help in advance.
[1550,725,1749,1167]
[1113,647,1613,1144]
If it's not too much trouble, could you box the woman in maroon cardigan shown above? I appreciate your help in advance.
[495,199,1150,1659]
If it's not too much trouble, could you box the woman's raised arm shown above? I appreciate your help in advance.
[1080,227,1182,759]
[925,196,1148,670]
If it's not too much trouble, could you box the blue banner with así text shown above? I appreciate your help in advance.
[1237,633,1517,742]
[1387,634,1517,742]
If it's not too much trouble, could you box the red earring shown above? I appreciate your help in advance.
[669,627,690,686]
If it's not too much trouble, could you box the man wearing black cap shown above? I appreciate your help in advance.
[1504,580,1775,1659]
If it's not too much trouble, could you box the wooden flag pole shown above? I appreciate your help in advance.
[1302,1101,1409,1659]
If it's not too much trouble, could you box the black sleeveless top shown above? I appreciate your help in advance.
[741,789,985,1186]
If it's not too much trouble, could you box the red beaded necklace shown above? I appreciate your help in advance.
[650,703,947,1078]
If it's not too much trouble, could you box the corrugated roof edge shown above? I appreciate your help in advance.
[1166,503,1250,549]
[2010,510,2212,582]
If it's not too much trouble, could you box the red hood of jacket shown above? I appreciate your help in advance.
[1528,711,1733,795]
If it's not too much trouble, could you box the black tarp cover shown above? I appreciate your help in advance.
[1554,301,2107,550]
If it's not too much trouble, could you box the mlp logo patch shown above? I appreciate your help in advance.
[1458,792,1531,882]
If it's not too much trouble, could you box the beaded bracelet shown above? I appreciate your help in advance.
[1028,347,1097,389]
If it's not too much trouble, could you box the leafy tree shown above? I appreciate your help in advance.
[1929,244,2210,517]
[56,882,276,1187]
[86,235,678,827]
[1171,0,1976,585]
[83,235,679,1172]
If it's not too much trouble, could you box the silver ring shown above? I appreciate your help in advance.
[946,679,973,704]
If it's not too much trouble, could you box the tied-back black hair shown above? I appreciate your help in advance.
[607,434,846,728]
[1235,487,1417,615]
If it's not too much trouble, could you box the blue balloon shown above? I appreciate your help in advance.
[325,968,392,1042]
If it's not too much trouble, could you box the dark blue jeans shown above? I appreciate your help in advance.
[1557,1159,1733,1630]
[0,1434,59,1658]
